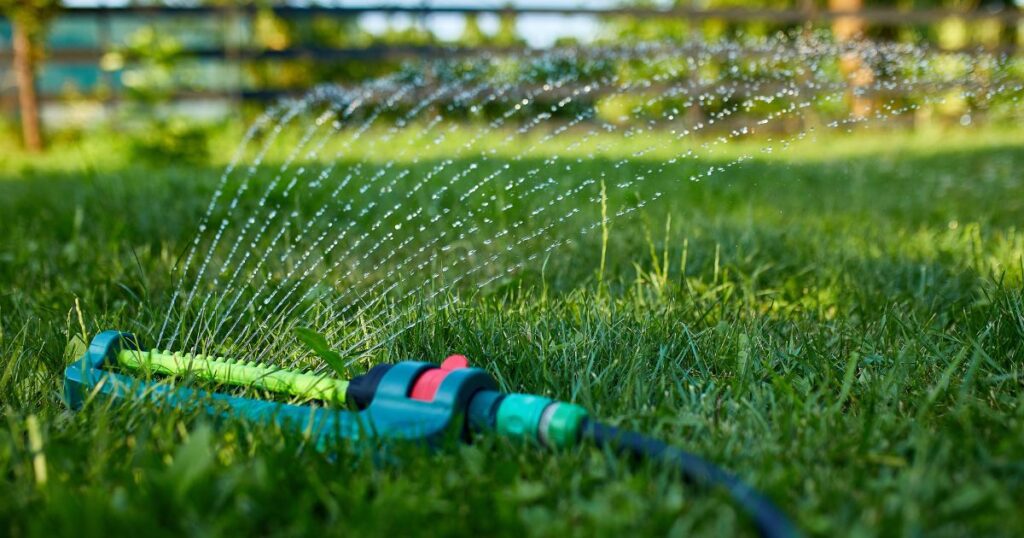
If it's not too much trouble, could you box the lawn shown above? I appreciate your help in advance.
[1,122,1022,537]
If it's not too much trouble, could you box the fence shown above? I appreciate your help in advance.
[2,4,1022,114]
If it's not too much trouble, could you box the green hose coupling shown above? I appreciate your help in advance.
[495,394,588,448]
[496,394,552,443]
[539,402,588,448]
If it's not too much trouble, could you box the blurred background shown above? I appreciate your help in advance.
[2,0,1022,154]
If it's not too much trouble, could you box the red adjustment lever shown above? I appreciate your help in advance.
[409,355,469,402]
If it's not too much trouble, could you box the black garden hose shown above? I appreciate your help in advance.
[580,419,800,538]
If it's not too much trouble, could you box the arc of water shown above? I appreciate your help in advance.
[344,180,695,367]
[319,192,593,371]
[162,93,327,350]
[350,81,976,364]
[233,77,492,321]
[216,74,497,355]
[187,82,404,353]
[247,68,635,361]
[189,112,357,354]
[182,104,348,352]
[307,56,936,364]
[286,57,823,340]
[187,76,433,353]
[281,81,775,361]
[224,52,622,357]
[372,47,1020,364]
[211,163,367,343]
[190,39,1015,368]
[157,101,289,346]
[260,48,830,364]
[276,44,802,358]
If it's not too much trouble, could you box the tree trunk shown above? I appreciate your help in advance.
[829,0,873,118]
[12,19,43,152]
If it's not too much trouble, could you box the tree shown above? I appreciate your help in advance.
[494,10,524,47]
[1,0,60,152]
[828,0,873,118]
[460,13,486,47]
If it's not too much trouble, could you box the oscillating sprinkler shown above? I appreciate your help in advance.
[64,330,799,538]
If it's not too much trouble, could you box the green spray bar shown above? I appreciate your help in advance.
[116,348,349,403]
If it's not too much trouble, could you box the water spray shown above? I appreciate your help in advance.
[65,330,799,538]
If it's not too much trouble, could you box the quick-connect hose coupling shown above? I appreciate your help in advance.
[539,400,589,448]
[493,394,589,448]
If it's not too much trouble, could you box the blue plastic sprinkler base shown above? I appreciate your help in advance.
[64,330,498,449]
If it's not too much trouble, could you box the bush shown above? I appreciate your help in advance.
[129,119,210,166]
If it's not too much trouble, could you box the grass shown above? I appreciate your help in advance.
[1,121,1023,537]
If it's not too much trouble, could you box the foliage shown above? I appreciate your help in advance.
[461,13,487,47]
[0,0,60,41]
[128,118,210,166]
[107,26,186,105]
[607,0,1024,45]
[295,328,349,378]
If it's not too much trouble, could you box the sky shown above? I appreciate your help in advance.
[60,1,638,48]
